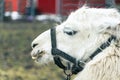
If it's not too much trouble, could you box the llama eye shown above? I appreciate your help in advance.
[64,29,77,36]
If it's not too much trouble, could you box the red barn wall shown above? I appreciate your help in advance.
[5,0,18,11]
[5,0,27,13]
[37,0,56,14]
[4,0,120,15]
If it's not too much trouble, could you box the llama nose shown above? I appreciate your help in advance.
[32,43,38,48]
[31,50,45,59]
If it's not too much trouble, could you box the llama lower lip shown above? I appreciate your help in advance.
[35,57,42,62]
[35,58,39,62]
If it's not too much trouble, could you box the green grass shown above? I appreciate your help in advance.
[0,22,65,80]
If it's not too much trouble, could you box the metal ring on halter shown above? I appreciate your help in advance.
[64,63,72,80]
[64,62,72,75]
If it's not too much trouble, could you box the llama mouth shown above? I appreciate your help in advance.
[32,51,45,61]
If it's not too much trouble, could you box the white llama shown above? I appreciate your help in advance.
[31,7,120,80]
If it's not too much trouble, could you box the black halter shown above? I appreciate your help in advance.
[50,27,116,80]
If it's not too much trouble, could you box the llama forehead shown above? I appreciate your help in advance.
[68,7,119,21]
[75,7,119,17]
[64,7,120,33]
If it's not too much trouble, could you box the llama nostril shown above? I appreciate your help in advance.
[32,43,38,48]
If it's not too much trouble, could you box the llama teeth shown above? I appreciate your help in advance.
[32,56,37,59]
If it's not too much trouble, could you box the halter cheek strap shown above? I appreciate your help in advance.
[51,27,66,69]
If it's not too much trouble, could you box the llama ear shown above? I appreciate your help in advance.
[98,19,120,35]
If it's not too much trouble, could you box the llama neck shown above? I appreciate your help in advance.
[74,40,120,80]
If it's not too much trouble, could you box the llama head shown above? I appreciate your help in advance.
[31,7,120,64]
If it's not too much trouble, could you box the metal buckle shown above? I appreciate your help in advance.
[78,60,86,68]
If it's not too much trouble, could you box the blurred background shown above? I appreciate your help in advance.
[0,0,120,80]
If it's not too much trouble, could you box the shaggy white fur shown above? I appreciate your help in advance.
[31,7,120,80]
